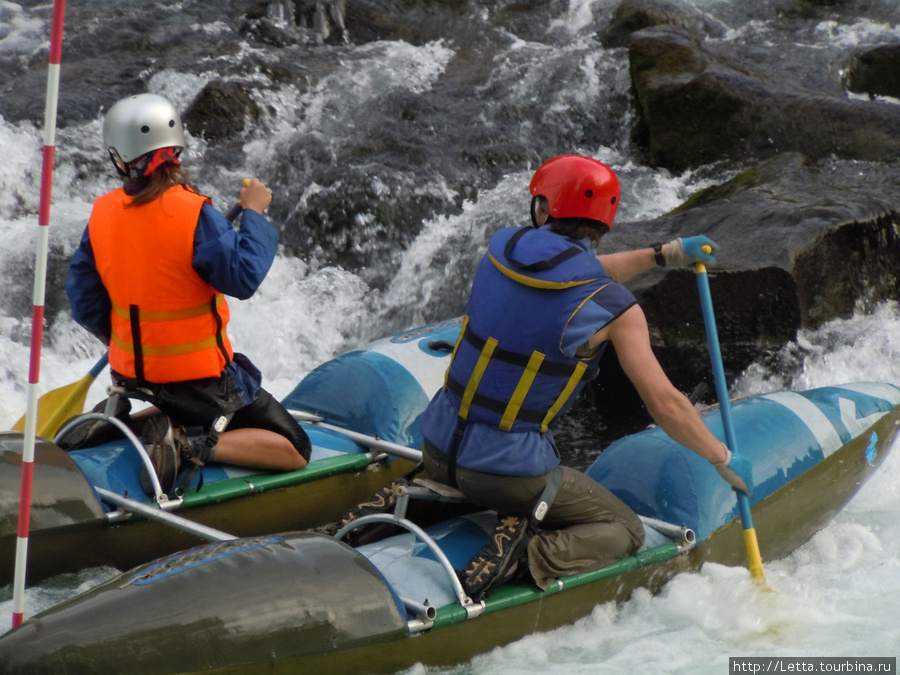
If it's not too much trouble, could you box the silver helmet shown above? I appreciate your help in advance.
[103,93,186,164]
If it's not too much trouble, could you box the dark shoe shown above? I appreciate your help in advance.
[57,397,132,450]
[461,513,530,602]
[338,478,409,546]
[179,427,213,467]
[173,428,217,493]
[140,416,185,495]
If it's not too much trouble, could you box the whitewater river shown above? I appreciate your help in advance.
[417,305,900,674]
[1,0,899,671]
[2,292,899,674]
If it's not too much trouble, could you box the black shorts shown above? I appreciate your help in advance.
[115,372,311,461]
[229,388,311,461]
[121,373,243,424]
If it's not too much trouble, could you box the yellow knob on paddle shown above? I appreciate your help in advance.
[695,244,713,274]
[237,178,252,206]
[225,179,253,222]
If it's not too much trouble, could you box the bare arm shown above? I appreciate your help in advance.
[589,305,727,464]
[596,247,661,283]
[598,236,721,283]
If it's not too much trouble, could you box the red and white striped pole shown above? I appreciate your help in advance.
[12,0,68,629]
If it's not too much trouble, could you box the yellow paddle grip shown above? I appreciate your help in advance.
[695,243,713,274]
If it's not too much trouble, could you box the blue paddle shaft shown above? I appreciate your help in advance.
[695,271,738,452]
[695,266,756,531]
[88,352,109,378]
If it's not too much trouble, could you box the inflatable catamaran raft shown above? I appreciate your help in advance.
[0,317,897,674]
[0,319,463,586]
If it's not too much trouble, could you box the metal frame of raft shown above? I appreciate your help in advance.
[2,385,898,674]
[1,316,456,587]
[52,400,414,527]
[54,410,168,504]
[333,478,698,634]
[50,397,699,634]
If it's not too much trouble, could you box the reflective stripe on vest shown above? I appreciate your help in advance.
[447,322,592,433]
[442,226,616,435]
[110,294,228,358]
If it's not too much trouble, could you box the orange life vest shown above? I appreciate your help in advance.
[88,185,234,383]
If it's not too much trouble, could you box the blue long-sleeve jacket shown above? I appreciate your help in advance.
[66,203,279,346]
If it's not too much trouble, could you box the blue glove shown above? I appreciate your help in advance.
[713,446,752,496]
[664,235,719,267]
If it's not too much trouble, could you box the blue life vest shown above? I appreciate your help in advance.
[444,226,628,434]
[421,226,636,477]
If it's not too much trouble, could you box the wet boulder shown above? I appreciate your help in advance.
[846,44,900,100]
[240,0,472,47]
[621,153,900,327]
[183,80,261,143]
[593,153,900,406]
[627,25,900,171]
[602,0,729,48]
[240,0,348,46]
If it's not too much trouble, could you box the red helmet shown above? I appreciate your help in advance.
[529,155,620,228]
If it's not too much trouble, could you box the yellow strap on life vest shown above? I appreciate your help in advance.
[488,253,599,290]
[458,335,497,421]
[540,361,588,432]
[111,293,226,322]
[444,316,469,389]
[499,350,545,431]
[111,333,224,357]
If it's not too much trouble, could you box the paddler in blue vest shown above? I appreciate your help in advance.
[66,93,310,494]
[418,155,752,600]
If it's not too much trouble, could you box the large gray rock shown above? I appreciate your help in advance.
[183,80,261,143]
[603,0,728,48]
[627,24,900,171]
[592,153,900,407]
[846,44,900,100]
[621,153,900,321]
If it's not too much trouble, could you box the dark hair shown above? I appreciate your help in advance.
[547,217,609,244]
[125,163,192,206]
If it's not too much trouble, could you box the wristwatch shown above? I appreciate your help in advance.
[651,242,666,267]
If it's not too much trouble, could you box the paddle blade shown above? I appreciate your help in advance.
[12,354,108,438]
[738,492,768,584]
[12,374,94,438]
[742,525,766,581]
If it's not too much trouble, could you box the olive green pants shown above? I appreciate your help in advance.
[423,441,645,590]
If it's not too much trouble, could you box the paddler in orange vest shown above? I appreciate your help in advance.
[66,93,310,494]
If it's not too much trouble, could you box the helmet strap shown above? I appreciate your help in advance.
[530,196,540,228]
[143,147,181,176]
[108,148,129,178]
